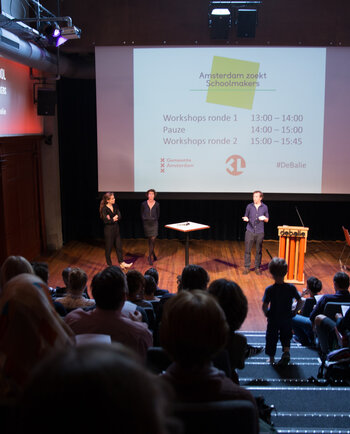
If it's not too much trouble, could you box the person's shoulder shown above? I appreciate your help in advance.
[65,307,89,322]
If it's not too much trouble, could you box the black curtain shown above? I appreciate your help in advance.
[57,78,350,244]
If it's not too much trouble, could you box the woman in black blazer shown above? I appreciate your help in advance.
[141,189,160,265]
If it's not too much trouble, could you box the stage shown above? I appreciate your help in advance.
[37,239,346,331]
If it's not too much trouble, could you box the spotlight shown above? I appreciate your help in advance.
[42,23,67,47]
[209,7,232,39]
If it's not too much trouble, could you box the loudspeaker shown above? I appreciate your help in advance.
[236,9,257,38]
[37,89,56,116]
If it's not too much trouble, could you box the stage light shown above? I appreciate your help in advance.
[60,25,81,40]
[209,7,232,39]
[42,23,67,47]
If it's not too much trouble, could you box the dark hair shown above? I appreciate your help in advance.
[306,276,322,294]
[99,192,114,218]
[144,268,159,285]
[208,279,248,331]
[146,189,157,198]
[160,290,228,367]
[333,272,350,290]
[18,343,172,434]
[31,261,49,284]
[181,264,209,291]
[268,257,288,278]
[62,267,72,287]
[91,266,127,310]
[253,190,263,199]
[144,275,157,296]
[126,270,145,297]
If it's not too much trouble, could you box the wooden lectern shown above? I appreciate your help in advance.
[278,225,309,284]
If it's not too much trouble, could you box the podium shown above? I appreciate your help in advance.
[278,225,309,284]
[165,222,210,266]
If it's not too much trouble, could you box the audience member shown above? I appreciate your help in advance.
[54,266,71,297]
[31,261,66,316]
[209,278,261,383]
[144,268,169,296]
[18,343,177,434]
[263,258,302,366]
[0,273,74,399]
[309,272,350,323]
[55,267,95,310]
[126,269,153,308]
[180,264,209,291]
[65,266,153,360]
[160,289,259,430]
[315,306,350,357]
[292,276,323,346]
[144,275,160,302]
[0,255,33,291]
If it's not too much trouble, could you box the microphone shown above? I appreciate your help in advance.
[295,206,305,227]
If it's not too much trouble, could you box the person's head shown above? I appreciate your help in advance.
[62,267,72,287]
[146,189,157,201]
[208,279,248,331]
[91,266,127,310]
[268,257,288,279]
[0,273,73,392]
[99,192,115,217]
[333,271,350,291]
[68,267,88,295]
[160,290,229,367]
[144,275,157,297]
[126,270,145,302]
[176,275,182,291]
[253,190,263,204]
[18,343,172,434]
[306,276,322,295]
[0,255,34,289]
[144,268,159,285]
[31,262,49,284]
[181,264,209,291]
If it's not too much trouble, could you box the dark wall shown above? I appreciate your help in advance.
[48,0,350,55]
[57,78,350,243]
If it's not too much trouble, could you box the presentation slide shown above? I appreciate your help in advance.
[95,46,350,194]
[0,57,43,136]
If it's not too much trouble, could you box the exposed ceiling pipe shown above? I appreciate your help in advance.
[0,27,94,79]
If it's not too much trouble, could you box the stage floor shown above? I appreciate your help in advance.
[37,238,346,331]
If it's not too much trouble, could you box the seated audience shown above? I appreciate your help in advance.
[31,261,66,316]
[315,306,350,357]
[263,258,302,366]
[291,272,350,350]
[144,268,169,296]
[292,276,323,346]
[54,266,71,297]
[208,279,262,383]
[159,289,259,431]
[0,255,33,291]
[180,264,209,291]
[0,273,74,399]
[309,272,350,323]
[55,267,95,310]
[65,266,153,360]
[18,343,177,434]
[144,275,161,302]
[126,269,153,308]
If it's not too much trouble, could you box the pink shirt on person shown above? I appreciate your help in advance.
[65,307,153,360]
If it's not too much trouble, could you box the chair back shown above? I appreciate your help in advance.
[324,302,350,321]
[342,226,350,247]
[174,400,258,434]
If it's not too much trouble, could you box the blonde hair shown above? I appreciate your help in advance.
[1,255,34,289]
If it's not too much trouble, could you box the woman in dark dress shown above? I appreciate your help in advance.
[99,192,132,269]
[141,189,160,265]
